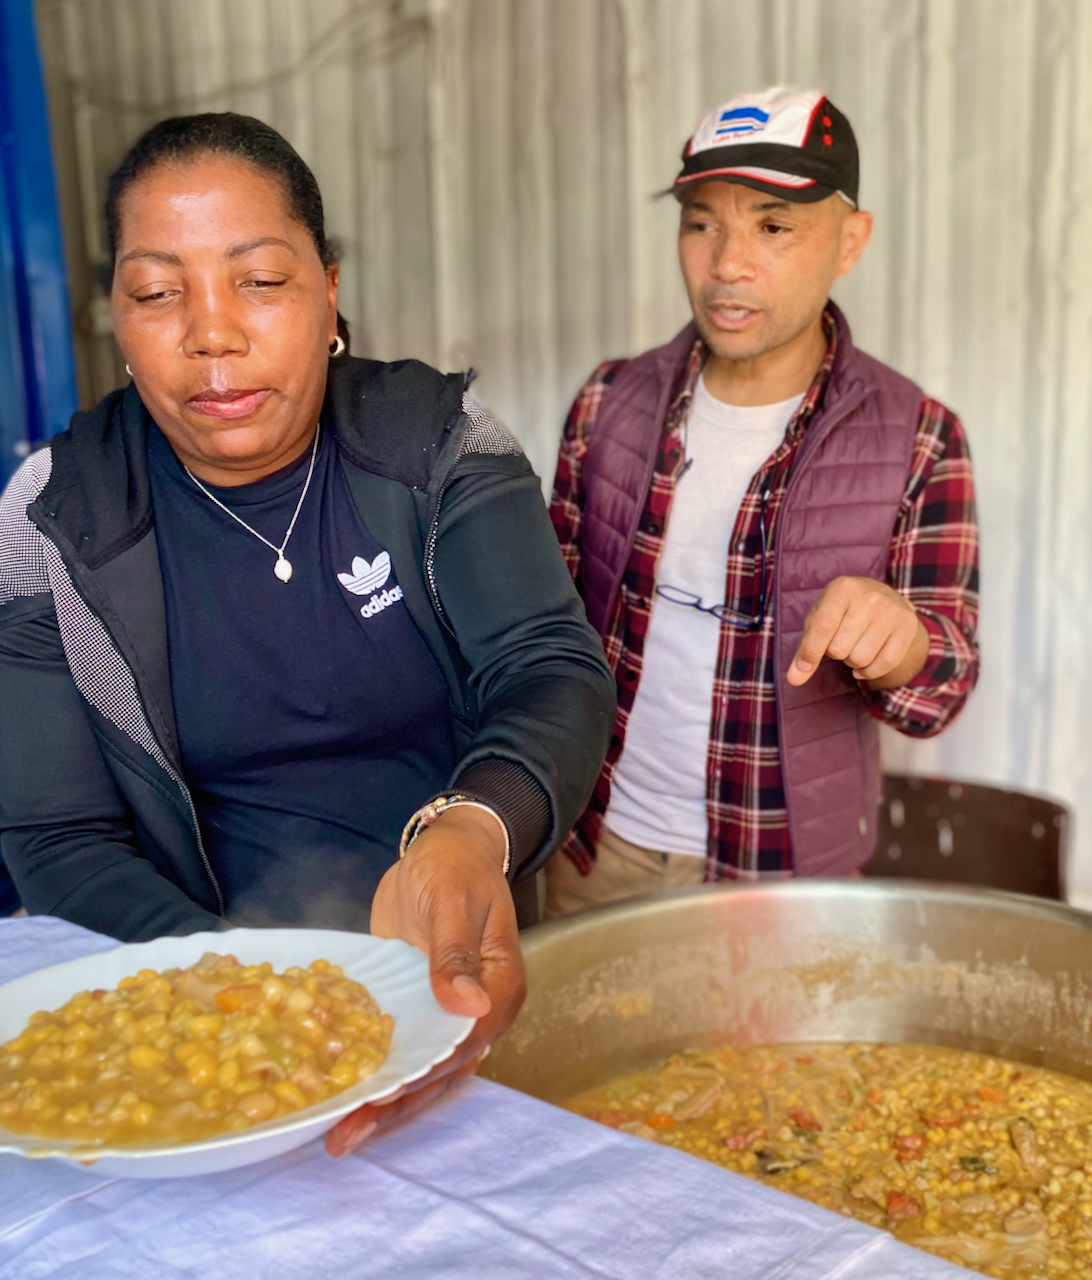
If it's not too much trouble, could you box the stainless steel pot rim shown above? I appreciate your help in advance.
[494,877,1092,1102]
[522,879,1092,953]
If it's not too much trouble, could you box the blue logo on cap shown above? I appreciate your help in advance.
[714,106,770,140]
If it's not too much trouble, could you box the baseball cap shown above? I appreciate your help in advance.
[671,87,859,207]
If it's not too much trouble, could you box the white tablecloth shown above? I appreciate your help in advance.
[0,917,970,1279]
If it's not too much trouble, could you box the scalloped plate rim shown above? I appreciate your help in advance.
[0,927,475,1166]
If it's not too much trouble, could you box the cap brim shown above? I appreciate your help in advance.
[661,170,845,205]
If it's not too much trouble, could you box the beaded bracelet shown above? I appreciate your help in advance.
[398,793,512,877]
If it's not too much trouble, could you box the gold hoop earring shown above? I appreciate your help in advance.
[329,336,346,358]
[125,364,133,377]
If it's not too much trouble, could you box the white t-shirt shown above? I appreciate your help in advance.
[603,375,804,856]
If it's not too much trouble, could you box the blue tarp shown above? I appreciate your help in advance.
[0,0,77,488]
[0,0,77,913]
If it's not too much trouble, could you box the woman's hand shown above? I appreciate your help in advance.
[325,805,525,1156]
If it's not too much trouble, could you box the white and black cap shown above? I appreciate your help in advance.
[672,87,859,208]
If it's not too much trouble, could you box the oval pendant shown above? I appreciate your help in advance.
[274,556,293,582]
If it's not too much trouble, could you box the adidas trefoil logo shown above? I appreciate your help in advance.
[338,553,391,594]
[337,553,404,619]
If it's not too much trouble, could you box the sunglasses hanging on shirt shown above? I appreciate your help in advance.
[655,488,770,631]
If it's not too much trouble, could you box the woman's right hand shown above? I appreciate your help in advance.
[325,806,524,1155]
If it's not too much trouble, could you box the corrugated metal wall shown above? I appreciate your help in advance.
[36,0,650,482]
[0,0,77,483]
[35,0,1092,896]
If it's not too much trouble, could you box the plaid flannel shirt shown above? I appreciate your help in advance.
[551,313,980,878]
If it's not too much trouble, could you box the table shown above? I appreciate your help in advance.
[0,917,970,1278]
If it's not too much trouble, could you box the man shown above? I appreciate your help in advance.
[547,87,979,915]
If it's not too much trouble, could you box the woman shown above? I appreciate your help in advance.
[0,114,614,1151]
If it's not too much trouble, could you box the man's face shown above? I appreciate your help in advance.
[677,182,872,363]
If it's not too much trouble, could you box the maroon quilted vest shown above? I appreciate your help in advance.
[580,303,921,875]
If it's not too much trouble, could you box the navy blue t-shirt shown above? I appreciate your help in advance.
[147,424,455,929]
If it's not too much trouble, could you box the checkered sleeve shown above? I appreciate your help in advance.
[865,398,980,737]
[548,361,627,582]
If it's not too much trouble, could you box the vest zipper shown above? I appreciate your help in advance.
[422,454,482,730]
[773,379,869,872]
[423,471,458,638]
[170,769,225,917]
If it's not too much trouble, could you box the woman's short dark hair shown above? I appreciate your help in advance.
[106,112,349,348]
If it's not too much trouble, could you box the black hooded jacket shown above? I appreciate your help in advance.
[0,355,614,941]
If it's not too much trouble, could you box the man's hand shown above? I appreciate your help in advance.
[325,805,524,1157]
[787,576,929,691]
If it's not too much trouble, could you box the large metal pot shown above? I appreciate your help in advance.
[481,881,1092,1102]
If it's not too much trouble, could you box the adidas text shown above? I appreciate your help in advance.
[360,585,404,618]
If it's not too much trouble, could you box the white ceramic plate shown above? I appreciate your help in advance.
[0,928,475,1178]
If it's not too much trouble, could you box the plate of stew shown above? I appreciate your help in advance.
[0,928,474,1178]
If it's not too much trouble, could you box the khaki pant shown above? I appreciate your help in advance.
[544,826,706,919]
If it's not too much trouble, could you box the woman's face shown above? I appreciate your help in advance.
[111,154,338,484]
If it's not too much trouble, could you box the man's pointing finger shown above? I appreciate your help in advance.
[788,597,847,687]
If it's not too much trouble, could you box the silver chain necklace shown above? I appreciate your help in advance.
[183,426,321,583]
